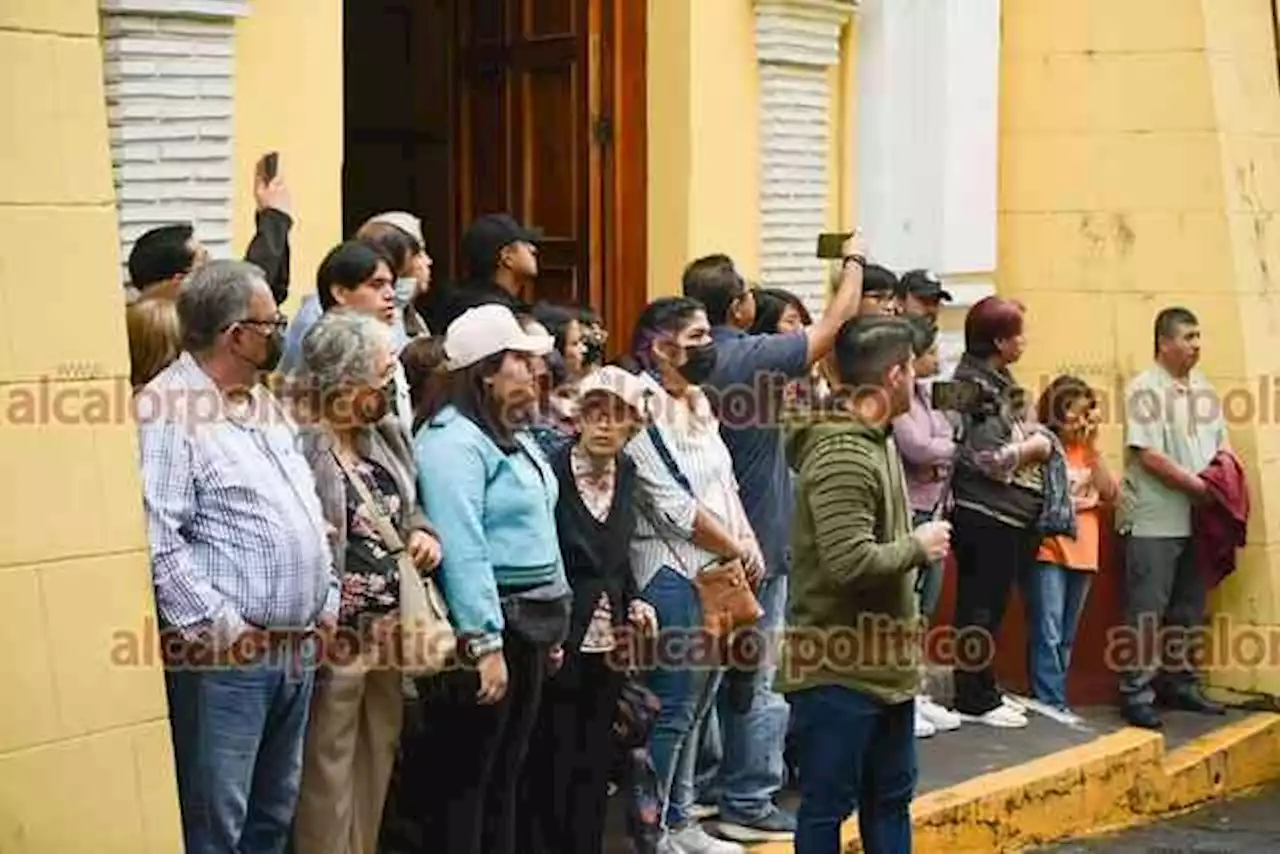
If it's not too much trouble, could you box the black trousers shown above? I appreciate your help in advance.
[395,630,549,854]
[951,506,1041,716]
[517,651,625,854]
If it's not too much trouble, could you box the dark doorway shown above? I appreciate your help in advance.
[342,0,647,347]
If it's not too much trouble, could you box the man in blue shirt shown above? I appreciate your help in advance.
[683,234,867,842]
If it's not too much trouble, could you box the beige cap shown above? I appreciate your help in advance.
[366,211,424,245]
[576,365,649,415]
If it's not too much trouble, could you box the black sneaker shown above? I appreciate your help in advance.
[712,805,797,843]
[1122,703,1164,730]
[1160,687,1227,715]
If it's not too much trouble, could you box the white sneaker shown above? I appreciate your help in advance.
[961,704,1029,728]
[918,695,962,731]
[668,823,747,854]
[914,703,937,738]
[1001,693,1029,713]
[656,835,684,854]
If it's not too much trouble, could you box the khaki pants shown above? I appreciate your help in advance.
[294,662,404,854]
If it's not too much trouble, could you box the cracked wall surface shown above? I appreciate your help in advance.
[999,0,1280,698]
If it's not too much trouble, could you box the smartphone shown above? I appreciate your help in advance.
[258,151,279,183]
[931,379,982,412]
[816,232,852,259]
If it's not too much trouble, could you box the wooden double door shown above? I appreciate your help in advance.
[343,0,645,345]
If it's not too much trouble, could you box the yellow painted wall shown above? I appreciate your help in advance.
[646,0,693,298]
[647,0,759,296]
[232,0,345,318]
[1000,0,1280,695]
[0,3,182,852]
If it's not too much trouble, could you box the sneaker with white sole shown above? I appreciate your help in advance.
[1001,693,1029,713]
[712,806,796,843]
[914,704,937,738]
[961,704,1028,728]
[689,802,719,821]
[917,695,962,731]
[667,823,746,854]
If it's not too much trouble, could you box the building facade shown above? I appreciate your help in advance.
[2,0,1279,849]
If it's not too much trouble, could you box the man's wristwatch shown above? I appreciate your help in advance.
[843,254,868,270]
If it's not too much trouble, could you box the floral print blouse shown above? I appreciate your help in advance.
[340,457,404,629]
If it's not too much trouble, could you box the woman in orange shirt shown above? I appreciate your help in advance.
[1028,376,1119,717]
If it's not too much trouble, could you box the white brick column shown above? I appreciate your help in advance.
[754,0,857,317]
[100,0,249,281]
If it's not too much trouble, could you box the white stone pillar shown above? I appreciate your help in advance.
[754,0,858,316]
[100,0,249,281]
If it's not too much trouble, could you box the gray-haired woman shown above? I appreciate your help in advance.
[292,308,442,854]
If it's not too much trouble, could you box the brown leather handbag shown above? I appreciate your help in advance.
[691,556,764,639]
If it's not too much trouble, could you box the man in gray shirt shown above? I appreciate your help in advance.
[1118,307,1227,729]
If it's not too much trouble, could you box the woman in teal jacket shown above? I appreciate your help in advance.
[399,303,571,854]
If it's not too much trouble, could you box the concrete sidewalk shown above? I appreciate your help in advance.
[605,707,1280,853]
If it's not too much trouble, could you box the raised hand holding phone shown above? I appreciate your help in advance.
[254,151,291,216]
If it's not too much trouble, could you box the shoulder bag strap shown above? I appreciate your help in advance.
[639,424,729,576]
[331,448,406,554]
[646,423,694,496]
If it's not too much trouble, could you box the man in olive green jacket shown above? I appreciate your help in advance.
[777,318,951,854]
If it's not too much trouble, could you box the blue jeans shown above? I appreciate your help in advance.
[715,573,789,822]
[911,510,944,621]
[1023,561,1093,710]
[165,644,316,854]
[642,567,724,829]
[790,685,916,854]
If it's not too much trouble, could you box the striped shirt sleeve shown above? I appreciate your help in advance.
[806,436,926,584]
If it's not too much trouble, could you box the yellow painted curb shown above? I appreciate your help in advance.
[748,713,1280,854]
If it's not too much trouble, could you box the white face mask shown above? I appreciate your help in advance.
[393,276,417,307]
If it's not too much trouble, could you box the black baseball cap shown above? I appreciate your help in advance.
[897,269,953,302]
[461,213,543,276]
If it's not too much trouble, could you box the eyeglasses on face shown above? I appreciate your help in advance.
[225,315,288,333]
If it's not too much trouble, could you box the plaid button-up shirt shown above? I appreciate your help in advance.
[137,353,338,648]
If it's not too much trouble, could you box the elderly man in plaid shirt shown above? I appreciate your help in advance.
[137,259,339,854]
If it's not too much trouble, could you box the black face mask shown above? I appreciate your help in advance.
[238,327,283,374]
[258,329,284,373]
[678,341,718,385]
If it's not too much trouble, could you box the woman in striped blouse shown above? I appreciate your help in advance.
[623,297,764,854]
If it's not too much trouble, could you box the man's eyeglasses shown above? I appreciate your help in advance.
[226,316,288,333]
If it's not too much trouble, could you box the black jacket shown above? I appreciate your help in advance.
[418,278,527,336]
[244,207,292,305]
[949,353,1045,527]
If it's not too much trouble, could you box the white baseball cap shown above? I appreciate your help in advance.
[576,365,649,415]
[367,211,424,245]
[444,304,554,370]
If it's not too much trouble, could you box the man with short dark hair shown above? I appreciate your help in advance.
[678,236,866,843]
[779,317,951,854]
[419,212,541,335]
[1117,306,1227,729]
[896,269,952,322]
[125,224,209,303]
